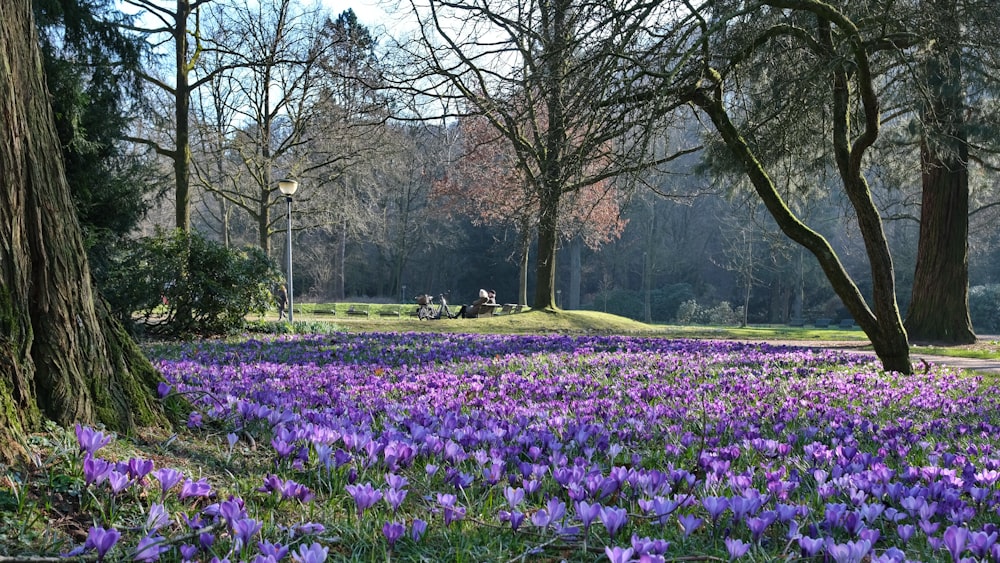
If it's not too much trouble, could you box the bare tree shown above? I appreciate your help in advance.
[391,0,690,310]
[186,0,332,254]
[122,0,221,232]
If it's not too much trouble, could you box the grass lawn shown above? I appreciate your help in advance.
[276,304,1000,361]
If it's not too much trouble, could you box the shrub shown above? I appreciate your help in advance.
[103,229,282,337]
[969,284,1000,333]
[676,298,743,326]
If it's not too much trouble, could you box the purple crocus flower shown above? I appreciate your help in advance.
[258,474,284,494]
[127,458,155,481]
[437,493,466,526]
[345,482,382,517]
[746,514,773,542]
[383,521,405,548]
[523,478,541,496]
[968,530,999,558]
[156,382,171,398]
[859,528,880,545]
[678,514,703,538]
[576,500,602,530]
[75,424,113,455]
[531,508,552,528]
[646,497,678,525]
[826,539,871,563]
[600,506,628,540]
[179,544,198,562]
[85,526,120,561]
[897,523,915,544]
[217,498,247,524]
[233,518,262,549]
[133,535,170,562]
[83,455,113,486]
[145,503,169,532]
[798,536,824,557]
[604,546,634,563]
[107,470,131,495]
[411,519,428,541]
[291,542,328,563]
[725,537,750,560]
[257,540,289,561]
[545,497,566,524]
[631,535,669,556]
[703,496,729,524]
[179,477,212,499]
[504,486,525,509]
[271,437,295,458]
[385,473,409,490]
[510,511,526,532]
[198,531,215,551]
[943,525,970,562]
[384,487,407,512]
[151,468,184,496]
[919,519,940,536]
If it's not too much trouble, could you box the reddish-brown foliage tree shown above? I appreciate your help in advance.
[432,113,627,304]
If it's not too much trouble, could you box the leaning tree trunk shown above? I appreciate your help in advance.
[0,0,167,464]
[905,0,975,345]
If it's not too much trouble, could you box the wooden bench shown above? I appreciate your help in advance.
[378,308,401,317]
[496,304,515,315]
[788,318,805,327]
[814,318,831,328]
[477,304,499,317]
[838,318,856,329]
[314,308,336,316]
[346,305,370,317]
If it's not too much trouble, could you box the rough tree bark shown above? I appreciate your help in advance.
[905,0,976,344]
[1,0,167,463]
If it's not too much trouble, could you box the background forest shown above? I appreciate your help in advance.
[48,0,1000,332]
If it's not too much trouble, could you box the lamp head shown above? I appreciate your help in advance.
[278,179,299,196]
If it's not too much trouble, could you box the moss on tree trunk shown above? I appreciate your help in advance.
[1,0,167,464]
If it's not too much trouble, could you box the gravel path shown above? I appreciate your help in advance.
[728,338,1000,374]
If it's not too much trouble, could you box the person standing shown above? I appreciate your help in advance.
[275,285,288,320]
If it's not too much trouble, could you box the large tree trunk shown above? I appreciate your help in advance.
[569,237,582,310]
[173,0,193,231]
[533,181,560,310]
[517,223,531,306]
[1,0,167,464]
[905,0,975,345]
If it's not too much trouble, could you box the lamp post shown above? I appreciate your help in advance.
[278,179,299,322]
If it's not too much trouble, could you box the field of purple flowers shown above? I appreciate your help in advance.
[31,332,1000,562]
